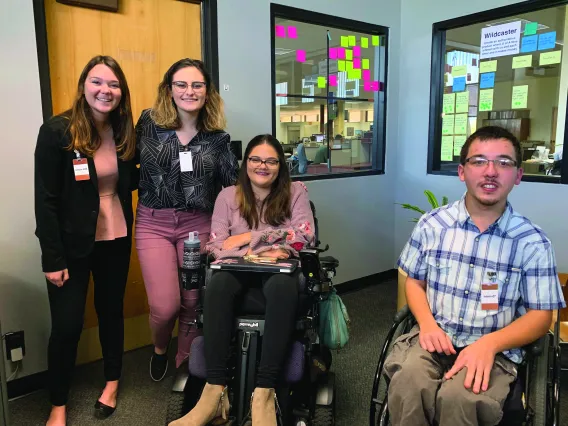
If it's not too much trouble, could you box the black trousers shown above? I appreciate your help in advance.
[204,270,299,388]
[46,237,131,406]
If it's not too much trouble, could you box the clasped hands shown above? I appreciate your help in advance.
[222,232,289,259]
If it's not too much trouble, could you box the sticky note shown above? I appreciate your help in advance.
[329,48,338,59]
[349,35,356,46]
[338,60,346,72]
[538,31,556,50]
[454,114,468,134]
[540,50,562,66]
[275,25,286,38]
[455,92,469,114]
[329,75,338,87]
[364,81,372,91]
[372,35,380,46]
[296,50,306,62]
[479,89,494,112]
[454,136,467,156]
[524,22,538,36]
[453,76,466,92]
[346,61,353,72]
[362,59,370,69]
[353,58,361,69]
[317,76,326,89]
[361,37,369,48]
[512,55,533,69]
[372,81,379,91]
[452,65,467,77]
[512,85,528,109]
[480,72,495,89]
[287,26,297,39]
[442,114,454,135]
[479,61,497,73]
[353,46,361,57]
[346,49,353,60]
[441,136,454,161]
[341,36,349,47]
[348,69,360,80]
[337,47,346,59]
[363,69,371,81]
[443,93,455,114]
[521,35,538,53]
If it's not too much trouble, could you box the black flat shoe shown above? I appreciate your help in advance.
[94,399,116,418]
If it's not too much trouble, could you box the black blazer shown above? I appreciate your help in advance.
[34,115,138,273]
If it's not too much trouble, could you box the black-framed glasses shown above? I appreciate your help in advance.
[465,156,517,169]
[172,81,207,93]
[248,156,280,168]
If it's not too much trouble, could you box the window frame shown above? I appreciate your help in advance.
[427,0,568,184]
[270,4,389,181]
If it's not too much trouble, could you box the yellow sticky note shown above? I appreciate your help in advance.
[346,61,353,72]
[362,59,370,69]
[352,69,361,79]
[454,114,468,135]
[442,114,454,135]
[454,136,467,156]
[479,60,497,73]
[441,136,454,161]
[361,37,369,48]
[317,76,326,89]
[348,35,356,46]
[452,65,467,77]
[346,49,353,60]
[512,85,528,109]
[340,36,349,48]
[443,93,455,114]
[455,92,469,114]
[540,51,562,66]
[338,60,346,72]
[479,89,494,112]
[372,35,380,46]
[512,55,533,69]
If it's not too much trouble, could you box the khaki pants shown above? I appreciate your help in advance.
[384,327,518,426]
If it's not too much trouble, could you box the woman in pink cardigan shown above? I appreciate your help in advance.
[170,135,315,426]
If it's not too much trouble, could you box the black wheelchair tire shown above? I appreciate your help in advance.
[165,391,189,425]
[313,404,334,426]
[530,333,549,426]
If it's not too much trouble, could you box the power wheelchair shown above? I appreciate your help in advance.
[166,202,340,426]
[369,305,562,426]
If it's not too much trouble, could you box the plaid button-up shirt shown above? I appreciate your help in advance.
[398,196,565,363]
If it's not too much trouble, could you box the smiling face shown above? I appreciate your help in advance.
[246,143,280,190]
[171,66,207,114]
[83,64,122,120]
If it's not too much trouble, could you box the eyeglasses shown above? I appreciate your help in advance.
[248,156,280,168]
[172,81,207,93]
[464,156,517,169]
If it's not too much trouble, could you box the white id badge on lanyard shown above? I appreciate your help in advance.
[72,150,90,181]
[180,150,193,172]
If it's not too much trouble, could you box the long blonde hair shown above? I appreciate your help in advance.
[150,58,226,131]
[66,55,135,160]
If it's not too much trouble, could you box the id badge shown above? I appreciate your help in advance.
[481,271,498,310]
[180,151,193,172]
[73,158,90,181]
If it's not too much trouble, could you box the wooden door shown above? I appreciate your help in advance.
[44,0,202,364]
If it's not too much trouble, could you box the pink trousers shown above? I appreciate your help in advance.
[135,203,211,367]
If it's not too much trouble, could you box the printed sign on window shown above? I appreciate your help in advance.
[480,21,521,59]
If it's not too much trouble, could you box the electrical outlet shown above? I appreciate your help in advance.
[4,331,25,362]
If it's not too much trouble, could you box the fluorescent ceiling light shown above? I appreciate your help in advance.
[275,48,294,56]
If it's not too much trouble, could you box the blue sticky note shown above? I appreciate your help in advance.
[480,72,495,89]
[538,31,556,50]
[452,76,466,92]
[521,35,538,53]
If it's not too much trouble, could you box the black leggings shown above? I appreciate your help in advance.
[204,270,299,388]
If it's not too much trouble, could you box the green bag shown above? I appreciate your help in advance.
[319,287,350,350]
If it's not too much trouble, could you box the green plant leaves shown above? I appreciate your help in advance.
[424,190,439,209]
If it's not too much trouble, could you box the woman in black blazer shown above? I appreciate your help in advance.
[34,56,137,425]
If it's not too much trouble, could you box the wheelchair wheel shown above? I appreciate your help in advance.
[528,333,549,426]
[313,404,334,426]
[165,391,189,425]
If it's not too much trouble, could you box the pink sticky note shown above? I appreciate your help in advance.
[337,47,346,59]
[372,81,379,91]
[329,48,338,59]
[353,46,361,57]
[363,69,371,81]
[329,75,338,86]
[275,25,286,38]
[364,81,372,91]
[353,58,361,69]
[288,26,297,38]
[296,50,306,62]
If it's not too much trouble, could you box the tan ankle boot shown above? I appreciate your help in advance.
[251,387,277,426]
[168,383,230,426]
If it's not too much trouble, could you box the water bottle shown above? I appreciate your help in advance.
[181,231,201,290]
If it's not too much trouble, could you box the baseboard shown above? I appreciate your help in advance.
[7,370,46,400]
[335,268,396,295]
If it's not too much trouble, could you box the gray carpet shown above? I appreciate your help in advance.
[8,280,568,425]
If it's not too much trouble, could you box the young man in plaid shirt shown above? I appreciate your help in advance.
[385,126,565,426]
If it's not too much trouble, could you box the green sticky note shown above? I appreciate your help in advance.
[455,92,469,114]
[524,22,538,36]
[372,35,380,46]
[317,76,326,89]
[352,69,361,79]
[346,61,354,72]
[338,60,346,72]
[441,136,454,161]
[454,136,467,156]
[452,65,467,77]
[454,114,468,135]
[348,35,356,46]
[479,89,494,112]
[362,59,370,69]
[443,93,455,114]
[361,37,369,48]
[442,114,454,135]
[512,55,533,69]
[512,85,528,109]
[479,60,497,73]
[346,49,353,60]
[341,36,349,48]
[540,51,562,66]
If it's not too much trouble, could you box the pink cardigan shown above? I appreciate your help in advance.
[206,182,316,259]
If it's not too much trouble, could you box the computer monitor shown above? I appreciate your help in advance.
[313,134,324,142]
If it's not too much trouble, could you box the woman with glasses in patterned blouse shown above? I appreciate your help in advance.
[134,59,239,381]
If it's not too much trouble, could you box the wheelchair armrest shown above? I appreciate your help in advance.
[320,256,339,269]
[393,305,412,325]
[524,334,547,357]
